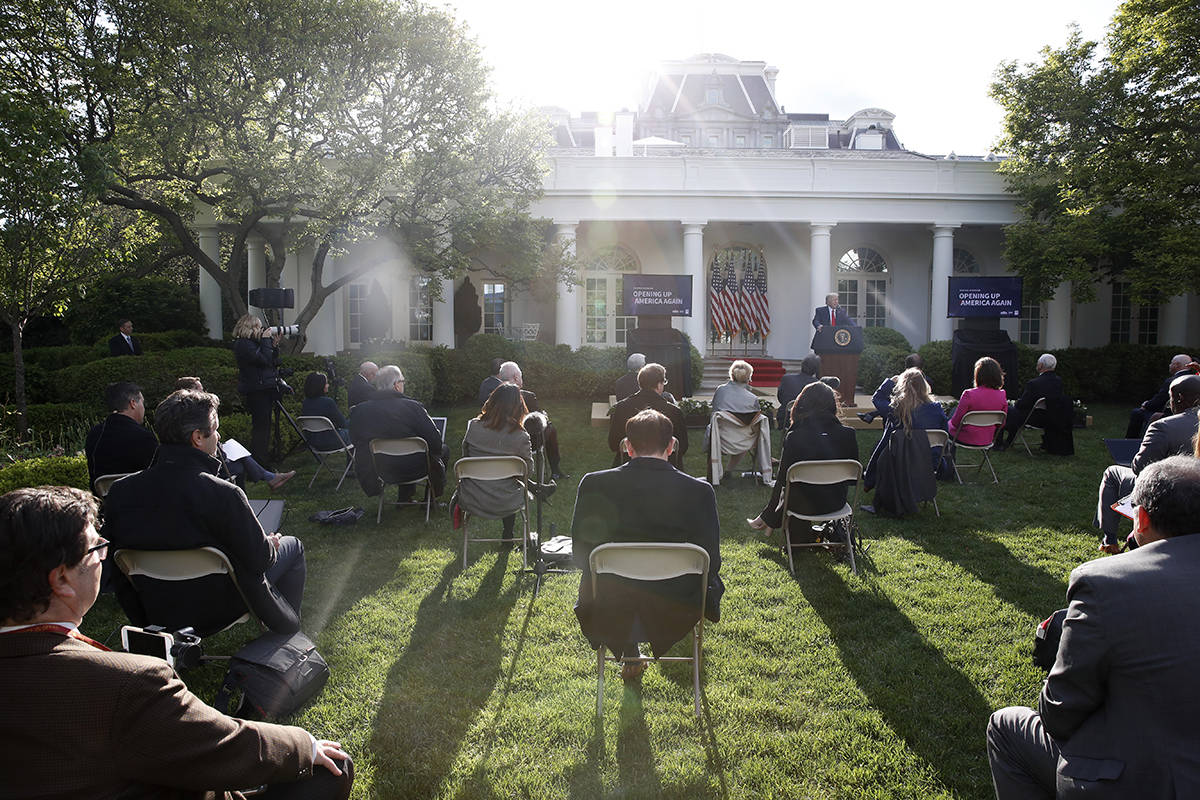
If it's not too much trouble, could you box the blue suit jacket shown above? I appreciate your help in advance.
[811,305,856,330]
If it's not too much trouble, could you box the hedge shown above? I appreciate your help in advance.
[48,347,241,412]
[861,327,912,352]
[0,455,90,493]
[856,346,909,394]
[0,403,104,440]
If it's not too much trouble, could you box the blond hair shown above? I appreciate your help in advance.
[232,314,263,339]
[891,367,933,431]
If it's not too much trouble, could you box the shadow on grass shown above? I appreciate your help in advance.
[905,526,1067,620]
[793,557,995,799]
[367,550,522,797]
[615,688,662,795]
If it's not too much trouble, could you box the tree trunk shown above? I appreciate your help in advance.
[10,320,27,439]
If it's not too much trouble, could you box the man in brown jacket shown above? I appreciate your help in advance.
[0,486,352,799]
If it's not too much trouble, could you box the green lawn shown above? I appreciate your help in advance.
[83,401,1127,799]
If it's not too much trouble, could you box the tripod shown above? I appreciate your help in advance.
[271,393,321,468]
[521,441,573,596]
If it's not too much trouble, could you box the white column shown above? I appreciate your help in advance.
[246,235,267,319]
[809,223,836,317]
[554,221,579,348]
[432,275,454,347]
[1045,280,1072,349]
[930,225,958,341]
[681,221,707,355]
[196,227,223,339]
[1160,293,1189,347]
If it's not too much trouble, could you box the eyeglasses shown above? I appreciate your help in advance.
[84,538,109,561]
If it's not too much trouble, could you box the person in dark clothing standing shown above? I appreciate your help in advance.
[232,314,281,468]
[84,381,158,489]
[107,319,142,356]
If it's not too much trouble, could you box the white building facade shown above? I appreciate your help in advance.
[196,54,1199,358]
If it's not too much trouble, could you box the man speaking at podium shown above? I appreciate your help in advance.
[812,293,857,334]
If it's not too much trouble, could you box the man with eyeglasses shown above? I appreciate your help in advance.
[986,455,1200,799]
[0,486,353,798]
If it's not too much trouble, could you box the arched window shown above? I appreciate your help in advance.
[953,248,980,274]
[583,246,639,345]
[836,247,889,327]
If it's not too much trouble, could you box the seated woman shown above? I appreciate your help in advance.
[747,381,858,544]
[301,371,350,452]
[458,383,536,543]
[948,357,1007,445]
[707,359,764,479]
[861,368,947,516]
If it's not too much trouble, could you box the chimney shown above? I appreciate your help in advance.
[614,111,635,157]
[594,125,614,157]
[764,66,779,100]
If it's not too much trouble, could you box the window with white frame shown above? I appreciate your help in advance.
[1019,301,1042,345]
[482,282,507,335]
[785,125,829,149]
[584,246,639,345]
[705,87,721,105]
[763,134,774,148]
[1110,280,1158,344]
[953,248,981,274]
[836,247,889,327]
[347,283,366,345]
[408,275,432,341]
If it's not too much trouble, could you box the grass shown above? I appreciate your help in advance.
[82,400,1130,799]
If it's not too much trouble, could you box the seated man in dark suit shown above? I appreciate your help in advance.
[777,354,820,430]
[477,358,505,407]
[1093,373,1200,554]
[347,360,379,408]
[858,353,923,425]
[572,409,723,682]
[103,390,306,635]
[987,455,1200,800]
[607,363,688,470]
[350,364,449,500]
[995,353,1065,450]
[1125,352,1196,438]
[107,318,143,356]
[614,353,645,402]
[0,485,352,798]
[84,381,159,489]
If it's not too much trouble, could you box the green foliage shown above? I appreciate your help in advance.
[918,340,954,396]
[47,347,240,411]
[0,455,89,493]
[1,403,103,437]
[0,360,50,405]
[991,4,1200,303]
[858,346,909,393]
[522,344,625,401]
[861,327,912,352]
[20,344,105,371]
[65,275,205,345]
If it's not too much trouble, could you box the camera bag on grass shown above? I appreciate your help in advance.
[214,631,329,720]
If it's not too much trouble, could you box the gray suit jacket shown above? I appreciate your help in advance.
[1131,408,1199,474]
[1040,534,1200,798]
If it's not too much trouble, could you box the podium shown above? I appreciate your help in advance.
[811,325,865,406]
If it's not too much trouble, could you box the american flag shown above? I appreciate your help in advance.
[708,253,729,335]
[751,253,770,337]
[737,252,756,336]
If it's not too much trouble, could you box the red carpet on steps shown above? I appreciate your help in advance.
[723,357,784,388]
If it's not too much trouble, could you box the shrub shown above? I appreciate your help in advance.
[0,360,52,405]
[124,330,221,352]
[918,340,953,396]
[63,275,206,345]
[48,347,240,412]
[21,344,106,371]
[1,403,104,438]
[0,455,90,493]
[857,346,908,393]
[861,327,912,352]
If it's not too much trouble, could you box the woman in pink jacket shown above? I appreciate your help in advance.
[947,357,1008,446]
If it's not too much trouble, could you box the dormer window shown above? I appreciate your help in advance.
[706,88,721,105]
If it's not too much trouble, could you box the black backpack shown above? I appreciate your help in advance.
[214,631,329,719]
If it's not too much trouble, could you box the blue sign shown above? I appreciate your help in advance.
[947,276,1023,318]
[624,275,693,316]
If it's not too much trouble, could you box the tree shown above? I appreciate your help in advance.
[990,0,1200,305]
[0,0,565,352]
[0,94,152,434]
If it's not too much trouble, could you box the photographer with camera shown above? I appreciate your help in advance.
[234,313,286,468]
[0,486,352,799]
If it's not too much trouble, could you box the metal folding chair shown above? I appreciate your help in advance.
[1016,398,1048,456]
[112,546,260,635]
[370,437,432,523]
[709,411,772,486]
[949,410,1006,484]
[589,542,709,718]
[925,429,949,517]
[454,455,531,570]
[93,472,135,498]
[777,459,863,575]
[297,415,355,490]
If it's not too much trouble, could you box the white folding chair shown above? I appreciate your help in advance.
[589,542,709,718]
[1016,398,1048,456]
[925,429,949,517]
[297,416,355,490]
[949,410,1006,484]
[709,411,772,486]
[370,437,432,523]
[777,459,863,575]
[112,547,259,634]
[454,455,530,570]
[93,472,135,498]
